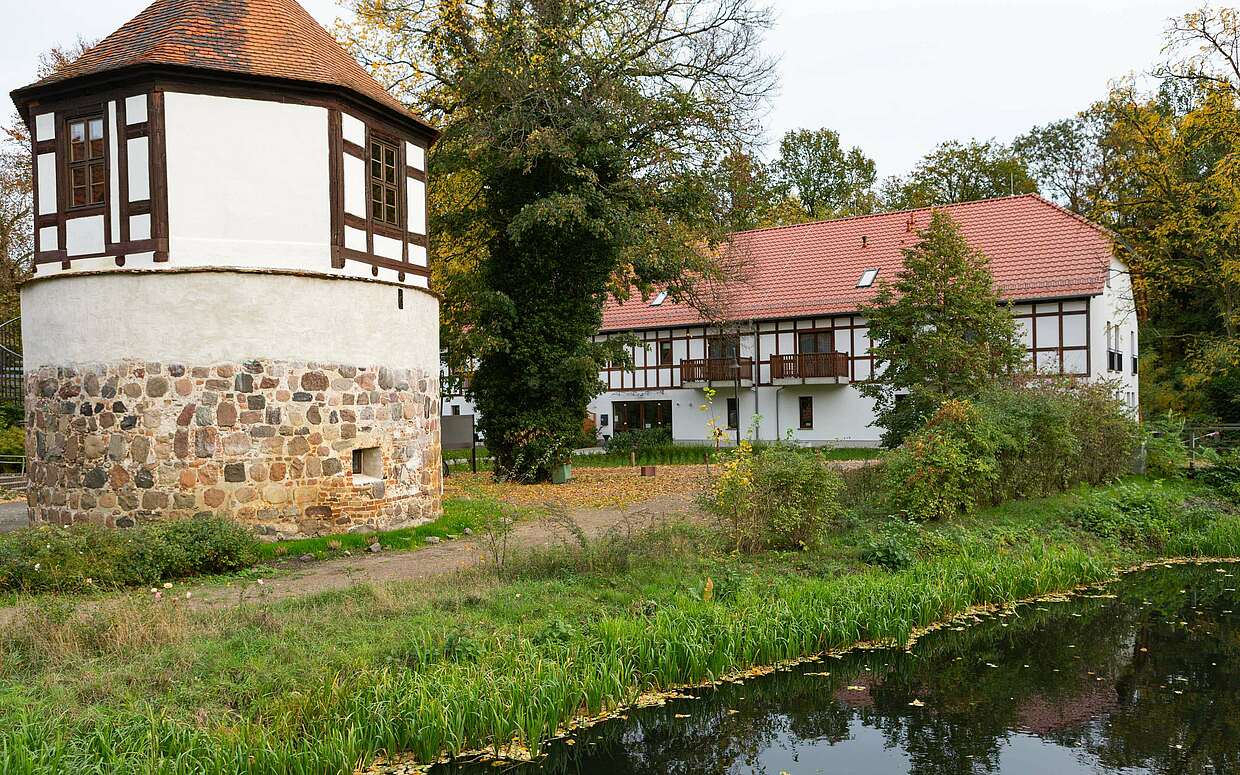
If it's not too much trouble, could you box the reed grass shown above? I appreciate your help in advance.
[0,476,1236,774]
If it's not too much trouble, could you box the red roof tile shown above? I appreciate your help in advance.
[601,195,1114,331]
[13,0,434,134]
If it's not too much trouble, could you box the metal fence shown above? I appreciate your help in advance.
[1185,424,1240,470]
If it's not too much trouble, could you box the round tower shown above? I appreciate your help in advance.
[10,0,442,536]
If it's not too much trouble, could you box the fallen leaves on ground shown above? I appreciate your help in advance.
[444,465,713,509]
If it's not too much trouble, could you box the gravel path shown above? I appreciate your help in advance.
[0,501,27,534]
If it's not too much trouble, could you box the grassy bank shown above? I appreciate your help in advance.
[1,476,1237,773]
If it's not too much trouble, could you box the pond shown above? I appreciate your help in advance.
[436,562,1240,775]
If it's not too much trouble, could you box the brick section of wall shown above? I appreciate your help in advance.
[24,359,441,537]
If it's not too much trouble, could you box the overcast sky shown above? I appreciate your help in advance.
[3,0,1187,178]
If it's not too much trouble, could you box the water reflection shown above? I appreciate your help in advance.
[438,564,1240,775]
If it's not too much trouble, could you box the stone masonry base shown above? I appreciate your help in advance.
[25,359,442,537]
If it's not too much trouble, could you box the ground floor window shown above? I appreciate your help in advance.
[613,400,672,433]
[799,396,813,429]
[726,397,738,429]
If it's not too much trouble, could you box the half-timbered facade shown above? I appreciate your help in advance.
[591,195,1139,446]
[11,0,443,535]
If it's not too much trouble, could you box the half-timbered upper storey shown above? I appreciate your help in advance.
[591,195,1139,444]
[10,0,437,288]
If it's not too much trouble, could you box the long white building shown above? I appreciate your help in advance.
[589,195,1139,447]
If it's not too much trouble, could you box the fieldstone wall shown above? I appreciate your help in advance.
[25,359,442,537]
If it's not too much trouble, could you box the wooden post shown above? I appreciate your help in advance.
[470,415,477,474]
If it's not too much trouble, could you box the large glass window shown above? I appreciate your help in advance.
[797,331,833,353]
[67,116,105,208]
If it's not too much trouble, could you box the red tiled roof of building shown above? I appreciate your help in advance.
[601,194,1115,331]
[12,0,434,134]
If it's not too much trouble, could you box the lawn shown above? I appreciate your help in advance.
[1,475,1237,773]
[257,497,503,561]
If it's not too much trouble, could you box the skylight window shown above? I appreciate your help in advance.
[649,291,668,306]
[857,268,879,288]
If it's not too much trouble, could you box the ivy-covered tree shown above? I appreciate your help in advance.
[345,0,775,480]
[859,211,1025,446]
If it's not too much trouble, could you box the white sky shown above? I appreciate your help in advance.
[2,0,1187,178]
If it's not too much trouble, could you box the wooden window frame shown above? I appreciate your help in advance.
[798,396,814,429]
[368,133,402,232]
[797,329,834,354]
[657,339,673,366]
[65,112,107,214]
[725,397,738,430]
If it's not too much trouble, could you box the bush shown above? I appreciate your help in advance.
[1199,450,1240,501]
[884,400,998,521]
[859,521,920,571]
[0,425,23,458]
[885,383,1141,520]
[1066,482,1180,548]
[603,427,672,454]
[0,517,261,593]
[1143,412,1189,478]
[702,442,845,550]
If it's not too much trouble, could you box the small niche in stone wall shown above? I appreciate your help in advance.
[352,446,383,482]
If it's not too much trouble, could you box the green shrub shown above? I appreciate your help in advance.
[0,425,23,458]
[885,400,998,521]
[702,442,845,550]
[1199,450,1240,501]
[859,521,920,571]
[885,383,1141,520]
[0,517,261,593]
[1143,412,1189,478]
[603,427,673,453]
[1067,482,1180,548]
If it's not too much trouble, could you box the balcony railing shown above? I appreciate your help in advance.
[681,357,753,383]
[771,352,850,381]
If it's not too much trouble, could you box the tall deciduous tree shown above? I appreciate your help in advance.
[859,211,1025,446]
[1094,6,1240,420]
[1013,112,1112,217]
[345,0,775,480]
[881,139,1037,210]
[773,128,878,219]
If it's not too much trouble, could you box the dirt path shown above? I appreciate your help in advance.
[179,491,700,608]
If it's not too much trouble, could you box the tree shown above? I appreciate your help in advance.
[773,128,878,219]
[1091,6,1240,421]
[882,140,1037,210]
[859,210,1025,446]
[1013,112,1112,217]
[345,0,775,480]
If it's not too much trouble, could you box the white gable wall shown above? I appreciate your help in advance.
[164,92,331,270]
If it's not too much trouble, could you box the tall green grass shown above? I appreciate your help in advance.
[1,477,1237,773]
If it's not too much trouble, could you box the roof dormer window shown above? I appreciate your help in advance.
[857,268,879,288]
[67,115,106,209]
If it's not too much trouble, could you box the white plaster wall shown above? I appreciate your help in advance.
[1090,256,1140,410]
[65,215,104,256]
[343,154,366,217]
[34,112,55,142]
[164,93,330,269]
[127,136,150,202]
[22,272,439,372]
[108,101,121,240]
[125,94,148,125]
[36,153,56,215]
[587,384,882,446]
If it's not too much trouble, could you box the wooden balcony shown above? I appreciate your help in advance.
[770,352,850,383]
[681,357,753,385]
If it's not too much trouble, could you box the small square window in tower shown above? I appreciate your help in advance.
[351,446,383,481]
